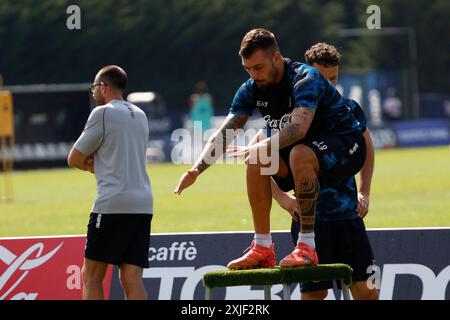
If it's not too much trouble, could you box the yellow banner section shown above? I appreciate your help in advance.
[0,91,14,136]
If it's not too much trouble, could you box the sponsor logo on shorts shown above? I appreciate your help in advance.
[95,214,102,229]
[349,142,359,155]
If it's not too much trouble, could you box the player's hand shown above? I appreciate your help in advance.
[174,169,199,195]
[227,145,259,164]
[85,155,94,174]
[276,193,300,222]
[227,145,250,158]
[357,192,370,218]
[227,146,249,164]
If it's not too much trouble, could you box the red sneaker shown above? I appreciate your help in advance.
[279,242,318,267]
[227,241,276,270]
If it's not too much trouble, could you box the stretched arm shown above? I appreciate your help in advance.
[174,113,249,194]
[357,128,375,218]
[193,113,249,174]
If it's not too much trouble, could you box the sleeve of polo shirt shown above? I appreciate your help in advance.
[73,106,105,156]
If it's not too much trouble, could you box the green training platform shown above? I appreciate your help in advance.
[202,264,353,300]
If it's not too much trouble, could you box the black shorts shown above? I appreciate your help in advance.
[290,218,375,292]
[85,213,153,268]
[273,132,366,192]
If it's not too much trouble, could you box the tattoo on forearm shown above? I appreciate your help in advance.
[194,114,249,173]
[300,109,312,124]
[276,108,314,149]
[278,122,302,149]
[227,114,248,130]
[295,177,319,233]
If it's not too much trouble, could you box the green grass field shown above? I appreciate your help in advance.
[0,146,449,237]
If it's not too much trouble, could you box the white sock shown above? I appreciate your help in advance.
[254,233,272,248]
[297,232,315,249]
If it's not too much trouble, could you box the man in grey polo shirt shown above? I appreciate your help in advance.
[68,65,153,300]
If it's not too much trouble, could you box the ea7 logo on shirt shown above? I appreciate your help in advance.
[349,142,359,155]
[256,101,268,108]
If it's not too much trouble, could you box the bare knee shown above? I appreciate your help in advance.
[119,272,140,289]
[119,265,147,300]
[119,266,143,290]
[289,144,319,174]
[301,290,328,300]
[82,260,107,285]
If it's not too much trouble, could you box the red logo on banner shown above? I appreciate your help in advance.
[0,236,112,300]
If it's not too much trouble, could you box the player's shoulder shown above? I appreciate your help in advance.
[235,78,256,98]
[286,58,320,78]
[240,78,255,91]
[107,99,141,112]
[126,101,145,112]
[101,100,146,119]
[89,104,108,118]
[285,58,324,88]
[123,101,148,121]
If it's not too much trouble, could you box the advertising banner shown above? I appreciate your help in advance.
[108,228,450,300]
[369,127,398,149]
[391,120,450,147]
[0,235,112,300]
[2,228,449,300]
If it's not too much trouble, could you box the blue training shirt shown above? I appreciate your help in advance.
[229,58,365,138]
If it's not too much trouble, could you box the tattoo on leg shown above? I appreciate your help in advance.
[295,177,319,233]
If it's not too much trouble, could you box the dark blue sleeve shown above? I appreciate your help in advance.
[346,99,367,131]
[229,81,255,116]
[291,65,326,110]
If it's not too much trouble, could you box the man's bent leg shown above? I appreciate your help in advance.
[280,145,320,267]
[119,263,148,300]
[82,258,108,300]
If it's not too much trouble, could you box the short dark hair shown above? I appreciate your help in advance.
[97,65,127,91]
[239,28,279,58]
[304,42,341,67]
